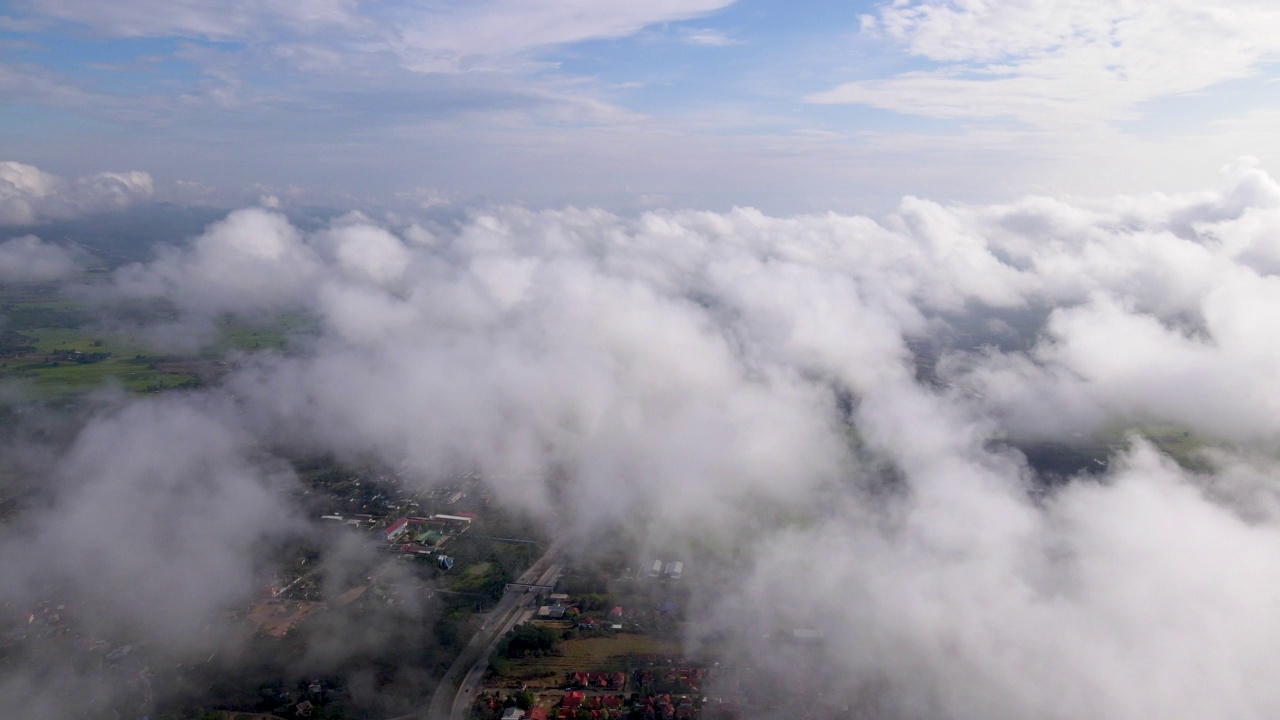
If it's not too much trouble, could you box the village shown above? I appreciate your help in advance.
[0,465,550,720]
[455,551,747,720]
[0,455,787,720]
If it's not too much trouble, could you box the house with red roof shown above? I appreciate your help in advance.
[384,518,410,541]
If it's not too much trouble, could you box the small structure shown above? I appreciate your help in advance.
[501,707,525,720]
[547,593,570,604]
[437,555,455,570]
[384,518,410,542]
[537,604,565,618]
[431,513,473,524]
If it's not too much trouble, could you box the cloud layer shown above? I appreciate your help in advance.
[9,159,1280,717]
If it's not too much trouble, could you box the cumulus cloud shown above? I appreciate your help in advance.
[712,440,1280,720]
[11,160,1280,717]
[0,160,154,225]
[113,206,321,316]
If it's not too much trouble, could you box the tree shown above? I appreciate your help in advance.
[497,622,560,659]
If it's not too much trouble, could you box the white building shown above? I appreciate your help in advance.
[384,518,410,541]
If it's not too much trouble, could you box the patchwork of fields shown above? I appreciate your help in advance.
[0,283,308,398]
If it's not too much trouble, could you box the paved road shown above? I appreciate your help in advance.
[423,538,566,720]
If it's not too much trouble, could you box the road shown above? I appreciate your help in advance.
[423,537,566,720]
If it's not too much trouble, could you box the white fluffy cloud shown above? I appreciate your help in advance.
[14,159,1280,717]
[114,207,321,315]
[0,161,153,225]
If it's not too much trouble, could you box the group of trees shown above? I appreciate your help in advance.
[497,622,561,659]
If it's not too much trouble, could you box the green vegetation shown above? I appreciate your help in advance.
[513,690,536,710]
[206,313,318,356]
[0,280,316,399]
[442,519,540,599]
[1128,423,1211,471]
[1079,423,1210,472]
[491,622,562,678]
[498,635,686,680]
[497,623,562,659]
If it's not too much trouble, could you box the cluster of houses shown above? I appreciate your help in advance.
[382,512,473,542]
[560,691,627,713]
[631,693,699,720]
[386,515,472,569]
[485,703,548,720]
[633,665,705,695]
[555,692,699,720]
[566,671,627,690]
[320,512,473,571]
[480,692,706,720]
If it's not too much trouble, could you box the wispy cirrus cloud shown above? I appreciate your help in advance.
[676,27,738,47]
[16,0,736,74]
[15,0,363,40]
[810,0,1280,129]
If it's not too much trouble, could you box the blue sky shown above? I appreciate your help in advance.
[3,0,1280,214]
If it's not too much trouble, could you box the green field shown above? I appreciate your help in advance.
[1010,422,1215,479]
[505,634,686,678]
[1103,423,1211,471]
[205,313,318,356]
[0,280,316,398]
